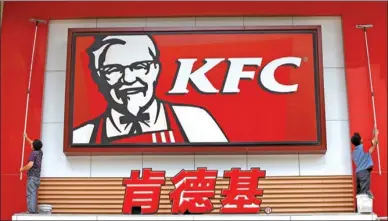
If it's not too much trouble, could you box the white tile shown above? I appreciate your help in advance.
[292,16,344,68]
[194,155,247,177]
[195,17,243,27]
[96,18,146,28]
[299,120,352,176]
[91,156,142,177]
[14,214,97,220]
[13,214,375,221]
[42,71,66,123]
[323,68,349,121]
[248,155,299,176]
[46,19,97,71]
[40,123,91,177]
[243,17,293,26]
[97,215,193,220]
[194,215,290,220]
[146,17,195,27]
[142,155,194,177]
[290,214,375,220]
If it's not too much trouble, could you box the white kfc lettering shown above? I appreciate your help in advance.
[259,57,301,93]
[168,57,302,94]
[168,58,223,94]
[222,58,263,93]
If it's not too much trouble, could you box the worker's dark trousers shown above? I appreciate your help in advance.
[26,176,40,213]
[356,169,373,198]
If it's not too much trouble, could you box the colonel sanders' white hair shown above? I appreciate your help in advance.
[89,35,159,77]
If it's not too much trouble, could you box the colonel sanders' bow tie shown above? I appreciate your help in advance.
[119,113,150,134]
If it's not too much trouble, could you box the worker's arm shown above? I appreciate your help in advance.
[20,161,34,172]
[24,133,33,144]
[369,128,379,154]
[20,150,37,173]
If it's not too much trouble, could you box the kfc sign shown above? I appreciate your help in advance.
[169,57,301,94]
[64,26,326,155]
[121,168,267,214]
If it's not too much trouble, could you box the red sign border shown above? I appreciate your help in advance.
[63,25,326,156]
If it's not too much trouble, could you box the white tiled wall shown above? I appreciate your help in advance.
[46,19,96,71]
[12,213,378,221]
[40,17,351,178]
[146,17,195,27]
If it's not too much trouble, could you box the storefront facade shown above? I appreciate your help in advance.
[1,1,387,220]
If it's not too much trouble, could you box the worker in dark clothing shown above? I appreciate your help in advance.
[20,133,44,214]
[351,128,378,199]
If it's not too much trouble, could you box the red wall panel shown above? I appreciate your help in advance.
[341,11,387,216]
[0,175,27,217]
[0,20,48,175]
[1,1,386,219]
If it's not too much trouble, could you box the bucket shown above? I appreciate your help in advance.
[356,194,373,214]
[38,204,53,214]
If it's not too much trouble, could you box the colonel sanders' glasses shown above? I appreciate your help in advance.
[99,60,157,77]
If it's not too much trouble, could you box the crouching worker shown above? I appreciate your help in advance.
[20,133,44,214]
[351,128,378,199]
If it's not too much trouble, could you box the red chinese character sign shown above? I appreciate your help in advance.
[63,26,326,155]
[221,168,266,213]
[169,168,217,214]
[122,168,267,214]
[122,169,165,214]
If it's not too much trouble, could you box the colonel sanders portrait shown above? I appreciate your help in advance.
[72,35,228,145]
